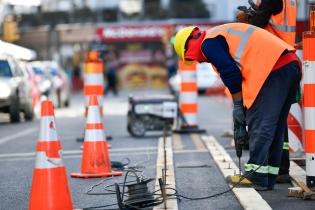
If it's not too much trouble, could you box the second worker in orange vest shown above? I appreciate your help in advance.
[173,23,301,190]
[236,0,296,46]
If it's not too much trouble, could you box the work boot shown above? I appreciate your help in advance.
[276,173,291,184]
[226,175,271,191]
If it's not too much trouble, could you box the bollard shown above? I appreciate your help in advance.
[303,8,315,188]
[83,51,104,116]
[77,51,105,143]
[174,59,205,133]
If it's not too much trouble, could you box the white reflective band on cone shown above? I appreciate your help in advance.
[306,153,315,176]
[84,73,104,85]
[288,129,304,152]
[183,114,197,126]
[87,106,102,123]
[35,151,63,169]
[39,116,58,141]
[85,129,105,142]
[181,71,196,82]
[303,62,315,84]
[180,92,197,104]
[304,107,315,130]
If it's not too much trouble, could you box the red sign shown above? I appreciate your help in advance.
[96,22,218,42]
[96,25,166,42]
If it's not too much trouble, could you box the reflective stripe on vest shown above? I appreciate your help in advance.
[245,163,279,175]
[269,21,296,33]
[202,23,294,108]
[230,26,256,67]
[206,25,256,68]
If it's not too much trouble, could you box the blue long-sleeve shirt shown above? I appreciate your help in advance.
[201,36,242,94]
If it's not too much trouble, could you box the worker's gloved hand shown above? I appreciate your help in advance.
[236,10,249,23]
[233,100,247,146]
[237,6,256,17]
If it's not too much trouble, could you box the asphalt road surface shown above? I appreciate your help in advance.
[0,90,313,210]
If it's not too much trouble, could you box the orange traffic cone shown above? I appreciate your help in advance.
[29,100,73,210]
[71,95,122,178]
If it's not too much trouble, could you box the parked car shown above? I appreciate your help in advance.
[169,62,222,94]
[29,61,58,107]
[17,61,40,109]
[0,55,34,122]
[42,61,71,107]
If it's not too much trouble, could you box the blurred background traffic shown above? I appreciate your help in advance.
[0,0,312,123]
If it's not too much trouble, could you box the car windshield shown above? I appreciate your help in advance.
[32,67,44,75]
[49,68,59,76]
[0,60,12,77]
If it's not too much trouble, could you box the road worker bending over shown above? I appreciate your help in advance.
[173,23,301,191]
[236,0,297,184]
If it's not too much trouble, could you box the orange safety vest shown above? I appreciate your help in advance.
[256,0,296,46]
[202,23,294,108]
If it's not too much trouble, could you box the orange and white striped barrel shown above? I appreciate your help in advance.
[83,51,104,106]
[303,30,315,188]
[179,60,198,127]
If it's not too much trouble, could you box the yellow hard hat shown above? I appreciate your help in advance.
[173,26,198,65]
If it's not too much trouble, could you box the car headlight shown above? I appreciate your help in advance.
[0,83,11,99]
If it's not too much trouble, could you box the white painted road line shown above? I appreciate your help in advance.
[0,127,37,145]
[0,148,208,162]
[153,136,178,210]
[174,149,208,154]
[0,151,159,162]
[0,147,158,159]
[202,135,272,210]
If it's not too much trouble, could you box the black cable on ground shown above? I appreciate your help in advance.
[84,146,268,209]
[82,202,117,210]
[161,156,269,201]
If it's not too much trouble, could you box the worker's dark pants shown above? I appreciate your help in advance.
[245,62,300,188]
[279,125,290,175]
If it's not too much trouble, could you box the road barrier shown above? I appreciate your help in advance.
[29,100,73,210]
[83,51,104,116]
[175,60,205,133]
[303,28,315,189]
[71,95,122,178]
